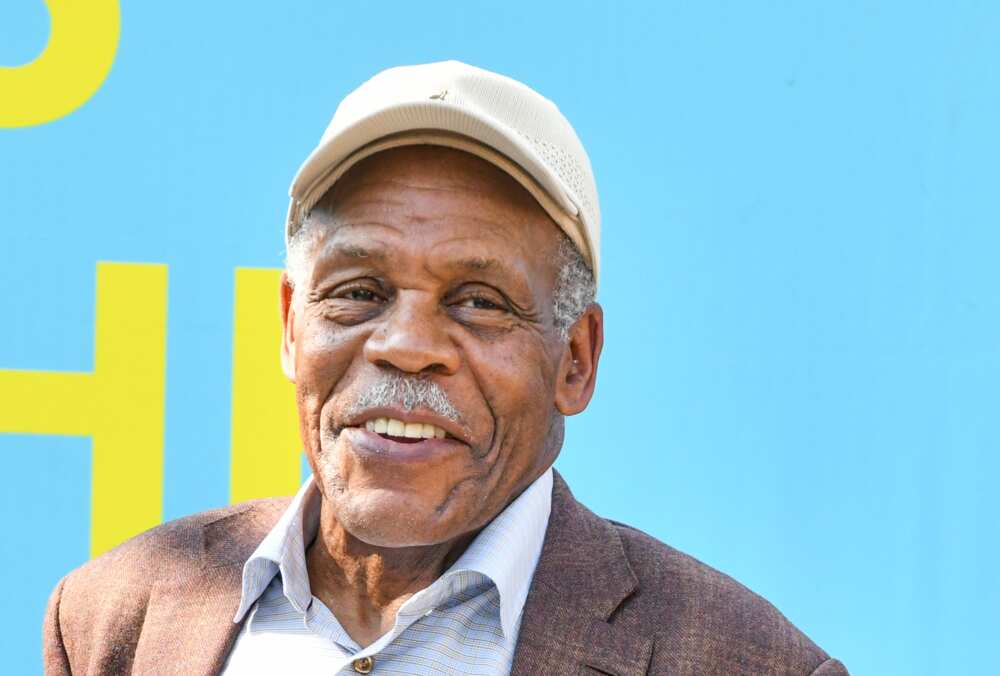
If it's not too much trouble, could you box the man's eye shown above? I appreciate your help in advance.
[342,288,380,302]
[459,296,502,311]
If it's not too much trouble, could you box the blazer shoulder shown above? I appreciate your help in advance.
[70,498,288,585]
[58,497,289,620]
[608,520,840,675]
[48,497,288,673]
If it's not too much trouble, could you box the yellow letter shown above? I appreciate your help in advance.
[230,268,301,504]
[0,262,167,557]
[0,0,121,127]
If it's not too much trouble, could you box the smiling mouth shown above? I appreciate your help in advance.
[363,417,449,444]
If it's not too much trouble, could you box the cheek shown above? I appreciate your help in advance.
[472,340,557,443]
[293,319,369,440]
[452,339,558,522]
[295,316,364,393]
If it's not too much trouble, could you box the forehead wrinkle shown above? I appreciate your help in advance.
[337,194,539,230]
[332,191,535,235]
[336,197,543,239]
[331,195,413,212]
[335,170,544,221]
[308,206,550,291]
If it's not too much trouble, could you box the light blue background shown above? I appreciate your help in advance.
[2,2,998,673]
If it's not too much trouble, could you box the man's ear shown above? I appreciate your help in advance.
[279,272,297,382]
[554,303,604,416]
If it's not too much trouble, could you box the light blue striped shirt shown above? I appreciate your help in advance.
[221,468,553,675]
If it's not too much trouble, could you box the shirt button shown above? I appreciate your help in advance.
[353,656,374,674]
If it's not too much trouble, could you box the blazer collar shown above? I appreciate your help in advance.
[511,471,653,676]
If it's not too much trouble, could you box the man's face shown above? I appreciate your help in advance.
[281,146,600,548]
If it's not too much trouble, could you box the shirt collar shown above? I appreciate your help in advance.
[439,467,552,638]
[232,467,553,640]
[233,474,320,621]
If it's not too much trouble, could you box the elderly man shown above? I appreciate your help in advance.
[44,62,847,675]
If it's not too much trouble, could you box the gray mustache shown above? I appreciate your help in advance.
[344,372,462,424]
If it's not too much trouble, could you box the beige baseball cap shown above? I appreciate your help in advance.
[286,60,601,282]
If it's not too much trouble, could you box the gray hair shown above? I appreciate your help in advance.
[286,217,595,340]
[550,235,596,339]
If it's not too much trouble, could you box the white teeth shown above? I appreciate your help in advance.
[364,417,448,440]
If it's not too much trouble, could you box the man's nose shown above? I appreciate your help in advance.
[363,292,461,375]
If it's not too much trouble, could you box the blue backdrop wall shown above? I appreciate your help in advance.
[2,2,998,673]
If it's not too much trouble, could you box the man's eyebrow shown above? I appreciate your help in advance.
[452,256,500,271]
[322,242,387,261]
[441,257,532,285]
[451,256,494,270]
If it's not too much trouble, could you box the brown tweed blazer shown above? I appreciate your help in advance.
[44,471,848,675]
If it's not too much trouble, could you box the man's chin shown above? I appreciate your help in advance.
[328,485,465,549]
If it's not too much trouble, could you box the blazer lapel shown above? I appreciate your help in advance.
[131,502,285,676]
[511,472,653,676]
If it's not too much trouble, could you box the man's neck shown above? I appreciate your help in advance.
[304,502,475,648]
